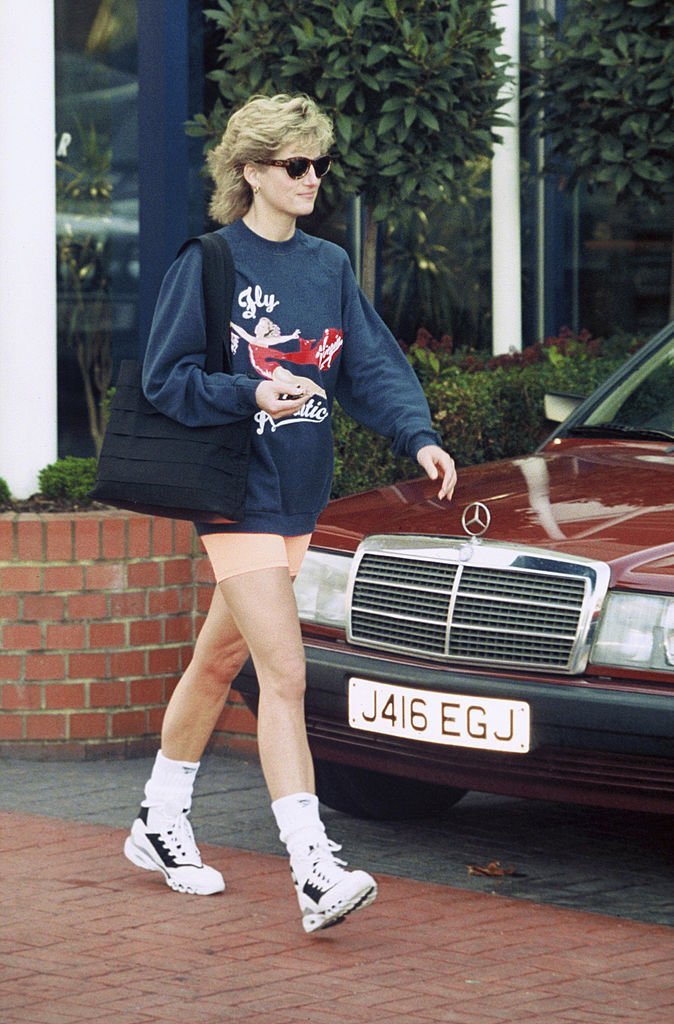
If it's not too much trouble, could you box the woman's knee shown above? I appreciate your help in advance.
[258,653,307,704]
[190,633,249,688]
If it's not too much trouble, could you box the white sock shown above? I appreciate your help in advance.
[271,791,326,858]
[141,749,200,819]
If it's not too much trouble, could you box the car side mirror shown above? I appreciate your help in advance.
[544,391,585,423]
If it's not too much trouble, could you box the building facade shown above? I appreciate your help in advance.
[0,0,672,495]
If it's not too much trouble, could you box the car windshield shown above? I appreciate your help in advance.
[571,334,674,441]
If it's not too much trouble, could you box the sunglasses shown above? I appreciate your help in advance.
[257,155,333,180]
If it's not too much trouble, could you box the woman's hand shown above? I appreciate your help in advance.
[416,445,457,502]
[256,368,327,420]
[255,379,308,419]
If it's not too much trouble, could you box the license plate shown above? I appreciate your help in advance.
[348,678,530,754]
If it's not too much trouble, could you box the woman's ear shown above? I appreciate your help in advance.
[243,162,260,193]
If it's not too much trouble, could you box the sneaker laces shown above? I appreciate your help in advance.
[295,837,350,891]
[309,837,346,867]
[158,809,202,866]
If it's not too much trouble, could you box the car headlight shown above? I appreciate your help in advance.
[591,592,674,671]
[293,549,352,629]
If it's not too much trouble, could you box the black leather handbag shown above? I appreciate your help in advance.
[90,232,252,522]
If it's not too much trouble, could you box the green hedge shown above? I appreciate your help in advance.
[0,331,641,508]
[331,329,642,498]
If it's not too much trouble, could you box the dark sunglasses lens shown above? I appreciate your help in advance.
[284,157,332,179]
[286,158,311,179]
[313,156,332,177]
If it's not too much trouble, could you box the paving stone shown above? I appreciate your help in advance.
[2,752,674,1023]
[2,753,672,927]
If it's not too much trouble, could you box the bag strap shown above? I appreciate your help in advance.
[177,231,236,375]
[200,232,236,375]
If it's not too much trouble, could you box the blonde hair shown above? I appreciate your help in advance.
[207,94,335,225]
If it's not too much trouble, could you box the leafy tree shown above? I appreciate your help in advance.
[525,0,674,315]
[190,0,509,300]
[380,157,492,344]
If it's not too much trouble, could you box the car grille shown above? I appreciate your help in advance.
[347,538,610,674]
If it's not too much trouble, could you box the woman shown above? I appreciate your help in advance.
[124,94,457,933]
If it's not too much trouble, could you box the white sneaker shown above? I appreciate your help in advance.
[123,806,225,895]
[291,839,377,933]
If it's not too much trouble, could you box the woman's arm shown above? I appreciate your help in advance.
[335,257,456,500]
[142,243,259,427]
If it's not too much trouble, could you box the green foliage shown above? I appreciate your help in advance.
[193,0,509,223]
[56,121,114,455]
[524,0,674,203]
[331,329,642,497]
[38,458,98,504]
[331,405,403,498]
[380,159,491,343]
[56,121,112,207]
[0,478,11,507]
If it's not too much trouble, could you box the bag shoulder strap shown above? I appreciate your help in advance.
[177,231,235,375]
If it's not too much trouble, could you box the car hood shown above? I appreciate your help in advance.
[315,440,674,591]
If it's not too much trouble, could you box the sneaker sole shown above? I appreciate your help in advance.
[123,835,225,896]
[302,880,378,934]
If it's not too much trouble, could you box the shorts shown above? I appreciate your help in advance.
[200,532,312,583]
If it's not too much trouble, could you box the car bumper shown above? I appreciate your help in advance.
[234,640,674,814]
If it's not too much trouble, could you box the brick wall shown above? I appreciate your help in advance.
[0,510,257,759]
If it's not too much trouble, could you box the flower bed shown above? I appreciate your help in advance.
[0,509,256,759]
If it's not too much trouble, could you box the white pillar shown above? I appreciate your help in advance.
[0,4,58,498]
[491,0,522,355]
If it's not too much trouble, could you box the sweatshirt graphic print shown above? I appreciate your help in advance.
[142,218,439,535]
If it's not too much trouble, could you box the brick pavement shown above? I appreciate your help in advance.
[2,810,673,1024]
[3,756,673,927]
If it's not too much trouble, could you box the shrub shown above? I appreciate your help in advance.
[330,329,644,498]
[0,477,11,507]
[38,457,98,504]
[331,405,403,499]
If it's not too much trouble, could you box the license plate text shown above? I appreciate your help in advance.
[349,678,530,754]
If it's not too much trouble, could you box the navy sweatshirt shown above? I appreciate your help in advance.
[142,219,440,535]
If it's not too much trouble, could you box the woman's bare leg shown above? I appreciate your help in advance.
[218,565,378,930]
[218,566,314,801]
[161,585,249,763]
[123,587,247,894]
[126,564,376,922]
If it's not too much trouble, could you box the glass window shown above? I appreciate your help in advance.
[521,0,673,346]
[378,176,492,350]
[582,331,674,436]
[55,0,138,456]
[574,191,673,341]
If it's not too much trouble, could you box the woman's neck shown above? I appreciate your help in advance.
[242,206,296,242]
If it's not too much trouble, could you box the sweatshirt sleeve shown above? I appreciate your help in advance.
[335,257,440,459]
[141,242,260,427]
